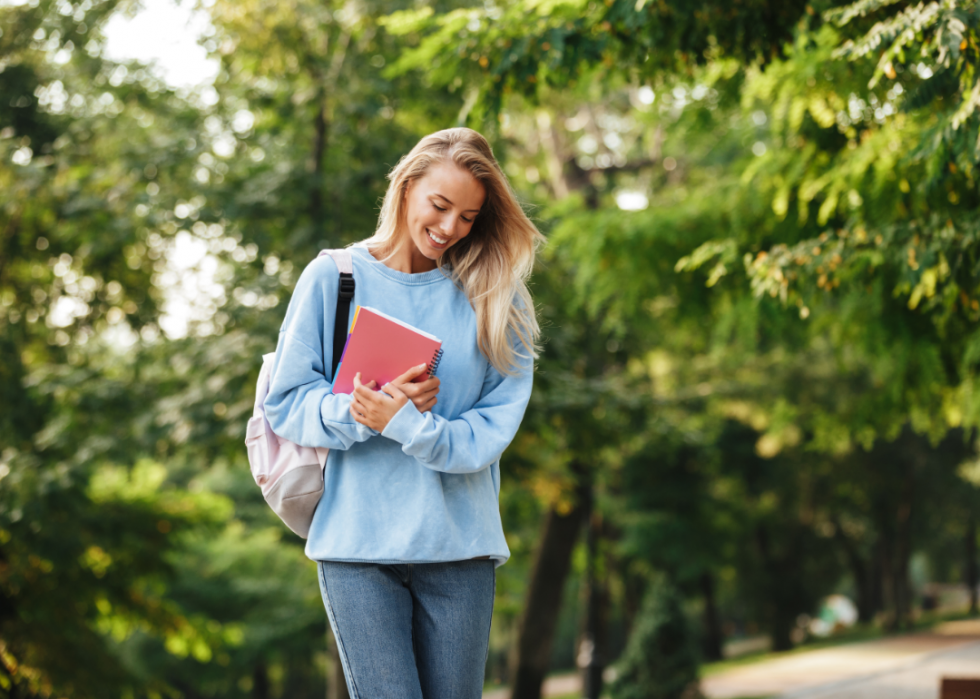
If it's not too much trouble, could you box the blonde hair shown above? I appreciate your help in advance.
[362,127,544,375]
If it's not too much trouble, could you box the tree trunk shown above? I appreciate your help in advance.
[700,571,724,661]
[252,662,270,699]
[0,209,21,291]
[509,464,590,699]
[879,534,898,631]
[535,111,570,199]
[967,512,978,616]
[893,466,915,630]
[834,522,874,623]
[307,30,350,242]
[621,562,643,644]
[769,611,795,652]
[579,510,607,699]
[309,96,328,228]
[870,538,885,621]
[753,525,793,652]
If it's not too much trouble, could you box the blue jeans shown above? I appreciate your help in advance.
[317,560,496,699]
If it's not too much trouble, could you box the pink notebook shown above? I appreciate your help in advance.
[331,306,444,394]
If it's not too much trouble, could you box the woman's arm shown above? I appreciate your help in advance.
[364,355,533,475]
[263,255,378,449]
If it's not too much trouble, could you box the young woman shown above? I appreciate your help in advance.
[263,127,543,698]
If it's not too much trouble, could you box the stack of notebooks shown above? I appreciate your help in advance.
[331,306,444,394]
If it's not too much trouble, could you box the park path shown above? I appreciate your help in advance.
[484,619,980,699]
[702,619,980,699]
[483,673,579,699]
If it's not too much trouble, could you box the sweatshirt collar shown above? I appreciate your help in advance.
[351,244,452,286]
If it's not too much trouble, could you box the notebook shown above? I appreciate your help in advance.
[331,306,444,394]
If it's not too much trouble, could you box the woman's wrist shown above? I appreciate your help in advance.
[380,398,426,444]
[349,372,409,432]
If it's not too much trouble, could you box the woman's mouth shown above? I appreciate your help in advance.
[426,229,449,248]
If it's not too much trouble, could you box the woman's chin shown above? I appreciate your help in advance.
[408,230,451,262]
[420,245,441,260]
[419,238,448,259]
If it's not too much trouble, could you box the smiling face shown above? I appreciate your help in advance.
[401,161,486,268]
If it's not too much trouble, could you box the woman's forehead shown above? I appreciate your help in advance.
[418,162,486,211]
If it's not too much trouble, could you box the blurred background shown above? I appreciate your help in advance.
[3,0,980,697]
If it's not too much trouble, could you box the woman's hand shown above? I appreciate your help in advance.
[349,364,440,432]
[391,363,440,413]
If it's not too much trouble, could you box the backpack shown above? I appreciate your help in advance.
[245,249,355,538]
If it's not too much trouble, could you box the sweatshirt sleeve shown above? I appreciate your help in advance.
[380,349,533,474]
[263,254,378,449]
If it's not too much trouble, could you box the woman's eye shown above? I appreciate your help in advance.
[433,202,471,223]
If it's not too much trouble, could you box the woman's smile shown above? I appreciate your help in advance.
[426,228,450,248]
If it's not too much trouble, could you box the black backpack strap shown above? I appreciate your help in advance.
[316,249,355,379]
[333,272,355,377]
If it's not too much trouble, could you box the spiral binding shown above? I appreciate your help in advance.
[429,348,445,377]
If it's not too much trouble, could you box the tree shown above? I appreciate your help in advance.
[608,576,699,699]
[7,0,980,695]
[1,0,469,695]
[384,0,980,692]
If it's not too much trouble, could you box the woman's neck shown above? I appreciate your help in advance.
[370,236,438,274]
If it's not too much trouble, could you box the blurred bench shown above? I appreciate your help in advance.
[941,678,980,699]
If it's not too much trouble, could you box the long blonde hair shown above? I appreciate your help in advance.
[362,128,543,375]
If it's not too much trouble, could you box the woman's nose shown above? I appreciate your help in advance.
[438,216,456,237]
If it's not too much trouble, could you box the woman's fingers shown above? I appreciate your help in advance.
[348,380,408,432]
[353,373,378,393]
[404,378,439,402]
[387,370,438,413]
[414,390,437,409]
[393,377,439,411]
[350,400,365,420]
[416,377,440,393]
[382,381,408,401]
[402,376,439,393]
[350,394,367,414]
[350,372,415,430]
[401,385,436,403]
[353,379,382,407]
[392,363,430,386]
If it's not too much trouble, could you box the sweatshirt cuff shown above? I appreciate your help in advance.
[382,400,426,445]
[321,393,379,438]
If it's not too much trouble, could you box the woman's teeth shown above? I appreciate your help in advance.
[427,230,448,245]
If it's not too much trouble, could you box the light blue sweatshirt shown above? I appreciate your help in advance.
[263,244,533,567]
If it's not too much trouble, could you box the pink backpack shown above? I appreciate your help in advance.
[245,249,354,538]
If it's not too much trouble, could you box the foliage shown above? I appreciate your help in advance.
[389,0,980,680]
[391,0,980,435]
[4,0,980,696]
[381,0,824,120]
[0,0,471,695]
[608,576,700,699]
